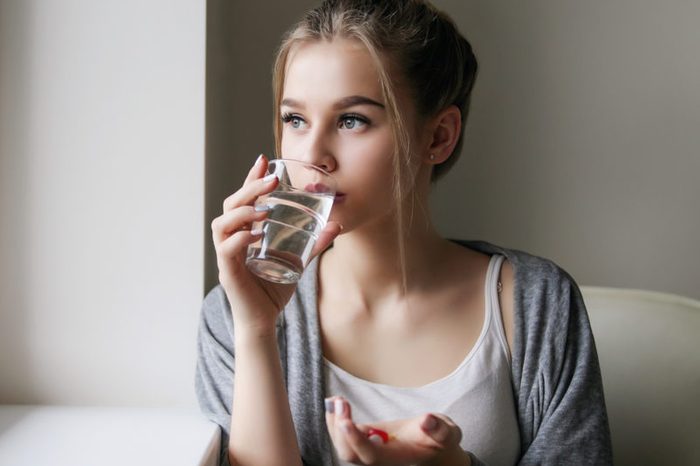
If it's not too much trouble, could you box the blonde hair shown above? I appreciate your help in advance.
[272,0,478,288]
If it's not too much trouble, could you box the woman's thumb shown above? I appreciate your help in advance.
[420,413,459,446]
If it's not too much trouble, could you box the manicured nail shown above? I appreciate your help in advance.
[421,414,437,432]
[254,204,272,212]
[324,398,335,414]
[335,399,345,416]
[254,154,264,165]
[250,228,263,236]
[263,174,277,183]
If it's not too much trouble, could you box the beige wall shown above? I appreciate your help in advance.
[429,0,700,299]
[206,0,699,300]
[0,0,205,406]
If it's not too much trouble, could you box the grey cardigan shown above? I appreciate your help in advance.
[195,241,613,465]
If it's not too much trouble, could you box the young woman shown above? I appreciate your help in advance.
[197,1,612,465]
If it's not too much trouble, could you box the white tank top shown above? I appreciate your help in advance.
[323,255,520,466]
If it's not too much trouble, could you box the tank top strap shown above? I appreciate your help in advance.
[485,254,511,364]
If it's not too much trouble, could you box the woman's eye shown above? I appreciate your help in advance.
[281,113,306,129]
[339,115,367,130]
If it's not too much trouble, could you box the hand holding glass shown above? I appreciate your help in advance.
[246,159,336,284]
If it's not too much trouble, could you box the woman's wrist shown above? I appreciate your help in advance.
[229,301,281,341]
[234,325,278,348]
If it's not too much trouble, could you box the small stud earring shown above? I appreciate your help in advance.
[429,154,436,161]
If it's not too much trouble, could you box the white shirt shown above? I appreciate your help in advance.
[324,255,520,466]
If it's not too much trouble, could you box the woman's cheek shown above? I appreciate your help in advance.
[280,134,300,158]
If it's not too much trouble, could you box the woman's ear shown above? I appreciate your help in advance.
[425,105,461,165]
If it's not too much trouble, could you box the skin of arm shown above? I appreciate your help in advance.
[229,329,303,466]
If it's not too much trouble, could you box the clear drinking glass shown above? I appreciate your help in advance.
[246,158,336,284]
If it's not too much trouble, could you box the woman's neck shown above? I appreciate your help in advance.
[319,207,451,311]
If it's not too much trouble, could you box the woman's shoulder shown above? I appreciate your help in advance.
[452,239,580,292]
[452,239,589,343]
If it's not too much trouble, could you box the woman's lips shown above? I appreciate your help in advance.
[304,183,332,194]
[303,183,344,203]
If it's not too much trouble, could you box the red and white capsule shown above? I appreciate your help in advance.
[366,427,390,445]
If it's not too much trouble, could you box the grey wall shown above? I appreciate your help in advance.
[205,0,319,291]
[206,0,699,299]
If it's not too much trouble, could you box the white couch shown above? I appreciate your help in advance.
[582,287,700,466]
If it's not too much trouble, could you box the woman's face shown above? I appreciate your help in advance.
[280,38,420,232]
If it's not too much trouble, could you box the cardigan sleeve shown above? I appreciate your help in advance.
[509,253,613,465]
[195,285,235,466]
[194,285,291,466]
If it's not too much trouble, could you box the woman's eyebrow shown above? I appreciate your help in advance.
[280,96,385,110]
[280,98,304,108]
[333,95,385,110]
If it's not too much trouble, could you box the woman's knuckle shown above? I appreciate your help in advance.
[223,193,238,211]
[211,215,225,232]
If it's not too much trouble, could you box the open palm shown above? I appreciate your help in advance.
[325,397,469,466]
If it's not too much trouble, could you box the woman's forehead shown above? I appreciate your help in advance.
[282,39,384,104]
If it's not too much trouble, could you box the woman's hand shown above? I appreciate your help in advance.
[211,154,342,335]
[325,397,472,466]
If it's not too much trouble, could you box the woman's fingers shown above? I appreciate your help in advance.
[243,154,268,185]
[222,170,278,212]
[212,205,270,273]
[339,419,379,464]
[332,398,356,461]
[325,397,385,464]
[211,205,270,244]
[324,405,466,465]
[419,413,462,448]
[216,228,264,264]
[324,397,339,447]
[325,397,368,463]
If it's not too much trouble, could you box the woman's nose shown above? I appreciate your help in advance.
[304,131,337,173]
[311,155,336,173]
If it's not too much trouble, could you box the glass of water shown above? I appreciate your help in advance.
[246,158,336,284]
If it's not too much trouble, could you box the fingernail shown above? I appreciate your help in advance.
[335,399,345,416]
[254,204,272,212]
[254,154,264,165]
[263,174,277,184]
[421,414,437,432]
[324,398,335,414]
[338,223,344,231]
[341,421,352,434]
[250,228,263,236]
